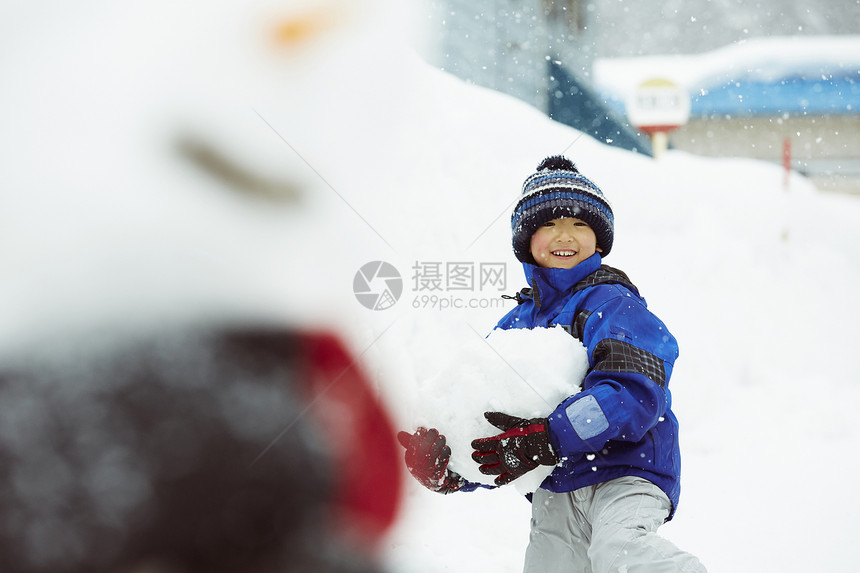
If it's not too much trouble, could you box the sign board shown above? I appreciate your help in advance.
[626,78,690,134]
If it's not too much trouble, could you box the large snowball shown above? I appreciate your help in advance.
[414,326,588,494]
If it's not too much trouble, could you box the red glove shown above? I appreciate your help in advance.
[397,427,464,494]
[471,412,558,486]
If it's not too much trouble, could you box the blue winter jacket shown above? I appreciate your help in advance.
[493,252,682,517]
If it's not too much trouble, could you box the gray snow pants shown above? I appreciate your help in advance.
[523,477,707,573]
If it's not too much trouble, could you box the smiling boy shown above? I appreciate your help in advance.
[529,216,602,269]
[398,156,706,572]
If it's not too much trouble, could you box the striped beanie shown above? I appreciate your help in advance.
[511,155,614,263]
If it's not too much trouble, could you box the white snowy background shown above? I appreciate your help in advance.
[2,1,859,572]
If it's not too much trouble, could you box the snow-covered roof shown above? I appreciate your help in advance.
[595,36,860,116]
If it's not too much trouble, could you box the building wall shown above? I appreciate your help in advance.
[422,0,592,111]
[670,115,860,193]
[424,0,547,109]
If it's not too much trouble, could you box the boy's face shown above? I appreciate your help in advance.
[529,217,602,269]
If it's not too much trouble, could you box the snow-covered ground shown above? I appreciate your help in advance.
[3,2,860,572]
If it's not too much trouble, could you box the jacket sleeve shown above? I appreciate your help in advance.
[459,479,495,493]
[547,290,679,457]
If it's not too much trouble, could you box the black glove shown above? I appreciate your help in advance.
[470,412,558,486]
[397,427,465,494]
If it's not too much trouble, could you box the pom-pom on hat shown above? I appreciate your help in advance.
[511,155,614,263]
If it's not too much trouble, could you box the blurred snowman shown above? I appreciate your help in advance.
[0,2,407,571]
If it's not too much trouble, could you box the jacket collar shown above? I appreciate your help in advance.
[521,252,603,308]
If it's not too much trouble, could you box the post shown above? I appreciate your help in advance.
[782,137,791,190]
[650,131,669,160]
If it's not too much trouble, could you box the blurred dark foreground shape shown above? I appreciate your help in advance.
[0,325,402,573]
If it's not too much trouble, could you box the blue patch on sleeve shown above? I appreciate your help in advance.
[565,395,609,440]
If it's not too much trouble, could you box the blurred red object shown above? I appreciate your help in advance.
[299,331,403,550]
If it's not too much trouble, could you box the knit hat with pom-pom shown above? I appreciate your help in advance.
[511,156,614,263]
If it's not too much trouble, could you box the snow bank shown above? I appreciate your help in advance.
[412,326,587,494]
